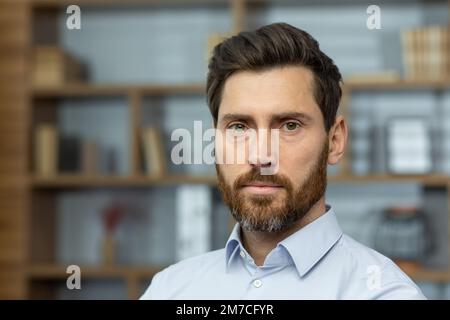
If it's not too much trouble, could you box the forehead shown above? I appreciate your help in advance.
[219,65,320,120]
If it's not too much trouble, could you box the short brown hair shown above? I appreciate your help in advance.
[206,22,343,132]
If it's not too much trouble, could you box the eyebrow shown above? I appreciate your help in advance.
[219,112,313,125]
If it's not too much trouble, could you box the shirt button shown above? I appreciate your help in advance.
[240,250,246,259]
[253,279,262,288]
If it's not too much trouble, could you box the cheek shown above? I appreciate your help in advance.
[278,141,320,177]
[217,163,242,186]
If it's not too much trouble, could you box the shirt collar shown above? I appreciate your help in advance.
[225,224,242,269]
[225,205,343,277]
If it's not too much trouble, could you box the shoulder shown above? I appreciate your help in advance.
[333,234,426,299]
[140,249,225,300]
[337,234,395,269]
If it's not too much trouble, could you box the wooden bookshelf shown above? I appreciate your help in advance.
[1,0,450,300]
[12,0,248,300]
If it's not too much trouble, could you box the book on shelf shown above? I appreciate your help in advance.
[81,140,99,174]
[32,45,85,88]
[175,185,212,261]
[141,127,166,177]
[346,71,400,84]
[401,26,450,79]
[34,124,58,176]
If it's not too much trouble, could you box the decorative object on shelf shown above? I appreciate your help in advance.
[385,117,433,174]
[32,46,86,88]
[81,140,99,174]
[34,123,58,176]
[141,127,166,177]
[373,205,432,272]
[100,202,126,265]
[401,26,450,79]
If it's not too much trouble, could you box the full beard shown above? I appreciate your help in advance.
[216,142,329,233]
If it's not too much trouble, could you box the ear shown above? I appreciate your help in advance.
[327,115,348,165]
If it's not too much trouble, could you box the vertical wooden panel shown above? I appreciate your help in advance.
[0,0,30,300]
[29,191,56,264]
[126,274,140,300]
[231,0,246,33]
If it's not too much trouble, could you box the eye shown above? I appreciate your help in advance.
[282,121,301,131]
[228,123,247,133]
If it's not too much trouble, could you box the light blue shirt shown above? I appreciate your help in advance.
[141,206,425,299]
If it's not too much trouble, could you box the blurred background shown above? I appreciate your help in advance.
[1,0,450,299]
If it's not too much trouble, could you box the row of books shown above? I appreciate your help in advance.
[401,26,450,79]
[34,124,166,176]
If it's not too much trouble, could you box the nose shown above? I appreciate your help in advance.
[248,151,272,168]
[248,129,279,173]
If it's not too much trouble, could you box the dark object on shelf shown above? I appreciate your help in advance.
[58,136,81,173]
[374,206,433,267]
[81,140,99,174]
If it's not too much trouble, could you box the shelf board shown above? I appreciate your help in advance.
[407,268,450,283]
[345,78,450,90]
[31,0,229,8]
[27,265,164,279]
[30,174,450,188]
[30,79,450,98]
[329,174,450,186]
[31,174,218,188]
[32,83,205,98]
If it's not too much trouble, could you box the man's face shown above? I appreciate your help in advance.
[215,66,330,232]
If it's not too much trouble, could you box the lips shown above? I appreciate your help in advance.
[241,181,284,195]
[244,181,283,188]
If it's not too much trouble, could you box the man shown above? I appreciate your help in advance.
[141,23,425,299]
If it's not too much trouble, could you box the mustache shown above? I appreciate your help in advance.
[233,167,292,190]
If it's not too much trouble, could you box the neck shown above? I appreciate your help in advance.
[240,198,327,266]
